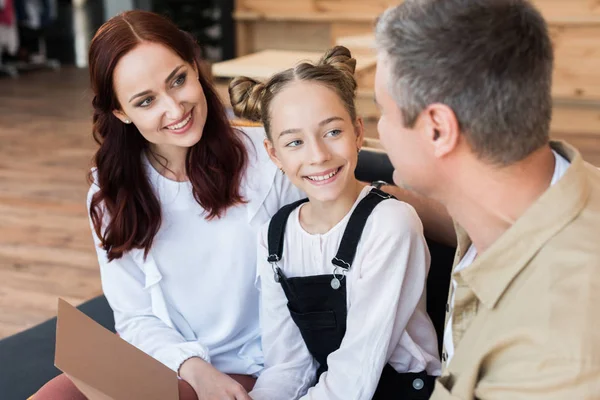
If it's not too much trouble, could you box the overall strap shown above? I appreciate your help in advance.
[331,188,396,270]
[267,198,309,263]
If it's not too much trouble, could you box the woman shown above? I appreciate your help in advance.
[229,46,441,399]
[35,10,302,400]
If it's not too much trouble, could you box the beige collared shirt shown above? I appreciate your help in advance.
[431,141,600,399]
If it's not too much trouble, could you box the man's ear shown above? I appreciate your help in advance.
[423,103,460,159]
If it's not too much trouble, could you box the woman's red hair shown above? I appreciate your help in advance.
[88,10,247,261]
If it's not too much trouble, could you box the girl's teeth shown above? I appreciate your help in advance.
[167,114,191,130]
[308,169,337,181]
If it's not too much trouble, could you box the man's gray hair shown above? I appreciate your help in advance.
[375,0,554,165]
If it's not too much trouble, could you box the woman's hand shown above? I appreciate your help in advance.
[179,357,252,400]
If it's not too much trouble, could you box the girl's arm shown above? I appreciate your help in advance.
[249,227,318,400]
[300,200,439,400]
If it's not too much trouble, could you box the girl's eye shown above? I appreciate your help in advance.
[326,129,342,137]
[286,140,303,148]
[173,73,187,87]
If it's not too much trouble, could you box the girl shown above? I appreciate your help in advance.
[229,46,441,400]
[35,10,303,400]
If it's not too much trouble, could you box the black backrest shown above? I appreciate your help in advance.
[356,147,455,356]
[0,296,115,400]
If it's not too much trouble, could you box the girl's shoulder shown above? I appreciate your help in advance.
[365,190,424,238]
[234,123,268,160]
[233,123,273,182]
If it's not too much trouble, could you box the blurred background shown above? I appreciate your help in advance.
[0,0,599,341]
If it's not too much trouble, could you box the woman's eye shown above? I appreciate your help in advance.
[173,73,187,87]
[326,129,342,137]
[286,140,303,148]
[138,97,154,107]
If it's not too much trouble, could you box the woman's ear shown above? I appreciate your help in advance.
[112,109,131,124]
[263,138,284,170]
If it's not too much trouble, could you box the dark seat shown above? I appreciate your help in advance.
[0,147,454,400]
[0,295,115,400]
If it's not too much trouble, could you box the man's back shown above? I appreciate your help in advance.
[434,142,600,399]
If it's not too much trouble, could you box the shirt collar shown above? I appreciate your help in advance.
[456,141,590,309]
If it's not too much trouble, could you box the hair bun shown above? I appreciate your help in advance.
[318,45,357,76]
[228,76,266,122]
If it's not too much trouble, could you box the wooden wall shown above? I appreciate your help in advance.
[232,0,600,137]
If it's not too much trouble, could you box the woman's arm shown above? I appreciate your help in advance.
[87,182,210,371]
[88,183,249,400]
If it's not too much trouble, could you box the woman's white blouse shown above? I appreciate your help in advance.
[87,126,303,375]
[250,186,442,400]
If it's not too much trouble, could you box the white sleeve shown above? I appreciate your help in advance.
[87,180,210,373]
[249,225,318,400]
[301,201,431,400]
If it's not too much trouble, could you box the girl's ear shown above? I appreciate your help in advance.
[354,117,365,150]
[264,138,284,170]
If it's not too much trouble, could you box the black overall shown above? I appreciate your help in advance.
[267,188,435,400]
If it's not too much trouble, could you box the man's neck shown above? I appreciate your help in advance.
[445,145,556,253]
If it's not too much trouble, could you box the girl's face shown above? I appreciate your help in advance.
[265,80,364,204]
[112,41,208,155]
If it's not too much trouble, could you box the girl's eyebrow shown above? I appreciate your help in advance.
[278,116,344,138]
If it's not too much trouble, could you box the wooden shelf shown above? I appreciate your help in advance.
[212,49,376,85]
[234,10,377,22]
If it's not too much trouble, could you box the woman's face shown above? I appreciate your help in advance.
[112,41,208,154]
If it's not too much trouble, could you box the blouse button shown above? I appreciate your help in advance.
[412,378,424,390]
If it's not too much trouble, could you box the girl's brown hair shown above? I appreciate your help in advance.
[228,46,358,139]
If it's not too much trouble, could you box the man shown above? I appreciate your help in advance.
[374,0,600,398]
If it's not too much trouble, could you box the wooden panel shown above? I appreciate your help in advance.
[551,101,600,135]
[234,1,600,24]
[315,0,396,14]
[551,24,600,101]
[335,33,376,56]
[252,21,331,54]
[236,0,316,13]
[234,9,376,22]
[315,0,600,24]
[235,21,255,57]
[359,100,600,138]
[356,89,378,119]
[214,50,324,79]
[532,0,600,23]
[332,25,600,104]
[213,49,376,84]
[362,137,385,152]
[330,22,374,48]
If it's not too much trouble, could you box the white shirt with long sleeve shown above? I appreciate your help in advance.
[87,126,304,375]
[250,186,442,400]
